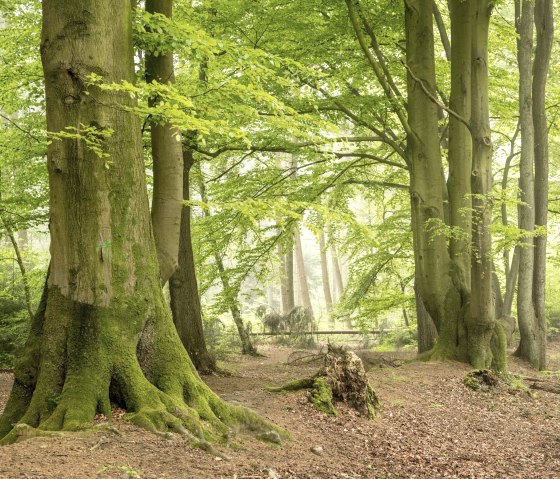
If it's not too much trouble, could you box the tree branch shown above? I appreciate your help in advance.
[402,61,472,132]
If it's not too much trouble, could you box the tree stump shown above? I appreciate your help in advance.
[268,344,380,418]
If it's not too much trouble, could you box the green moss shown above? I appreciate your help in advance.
[265,377,314,393]
[463,369,499,391]
[310,378,337,416]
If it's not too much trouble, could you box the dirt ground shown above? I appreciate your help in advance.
[0,342,559,479]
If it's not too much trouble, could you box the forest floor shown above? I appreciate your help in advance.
[1,341,560,479]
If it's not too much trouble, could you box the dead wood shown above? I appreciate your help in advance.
[268,344,380,418]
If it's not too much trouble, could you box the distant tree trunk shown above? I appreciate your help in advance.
[145,0,183,284]
[199,177,257,355]
[285,245,295,312]
[331,247,345,302]
[169,149,216,374]
[319,231,333,325]
[1,217,33,320]
[294,229,314,319]
[279,232,295,314]
[503,247,520,318]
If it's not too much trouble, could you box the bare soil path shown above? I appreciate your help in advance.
[0,343,559,478]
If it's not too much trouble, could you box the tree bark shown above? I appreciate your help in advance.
[468,0,499,369]
[145,0,183,285]
[405,0,460,359]
[169,149,216,374]
[405,0,504,369]
[0,0,271,444]
[515,0,539,366]
[531,0,553,370]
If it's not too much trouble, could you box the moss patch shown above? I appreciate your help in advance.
[310,378,337,416]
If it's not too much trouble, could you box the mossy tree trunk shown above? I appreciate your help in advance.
[405,0,505,369]
[169,149,216,373]
[406,0,463,360]
[0,0,270,444]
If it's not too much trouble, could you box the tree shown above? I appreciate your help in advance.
[0,0,271,443]
[403,0,505,368]
[145,0,183,285]
[169,149,216,373]
[515,0,553,370]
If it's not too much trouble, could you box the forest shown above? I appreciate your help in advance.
[0,0,559,478]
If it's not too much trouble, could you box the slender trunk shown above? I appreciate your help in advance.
[503,246,520,318]
[399,280,409,328]
[531,0,552,369]
[199,177,257,355]
[145,0,183,284]
[285,245,295,312]
[169,149,216,373]
[331,247,345,301]
[294,229,314,319]
[319,231,333,325]
[2,219,33,320]
[278,244,290,313]
[278,239,295,314]
[468,0,499,369]
[515,0,539,366]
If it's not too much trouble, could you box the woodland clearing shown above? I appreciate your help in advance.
[1,343,559,479]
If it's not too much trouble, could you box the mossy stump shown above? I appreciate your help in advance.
[268,345,380,418]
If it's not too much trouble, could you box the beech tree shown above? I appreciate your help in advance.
[0,0,272,443]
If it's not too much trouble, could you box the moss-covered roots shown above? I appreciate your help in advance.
[0,287,282,447]
[419,319,507,372]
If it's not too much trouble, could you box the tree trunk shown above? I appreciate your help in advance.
[405,0,504,369]
[468,0,502,369]
[531,0,553,370]
[405,0,462,360]
[0,0,271,444]
[515,0,539,366]
[331,247,345,302]
[169,149,216,374]
[294,229,314,319]
[278,244,290,313]
[145,0,183,285]
[319,231,333,325]
[415,280,437,353]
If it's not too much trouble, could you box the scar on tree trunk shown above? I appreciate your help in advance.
[267,345,380,418]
